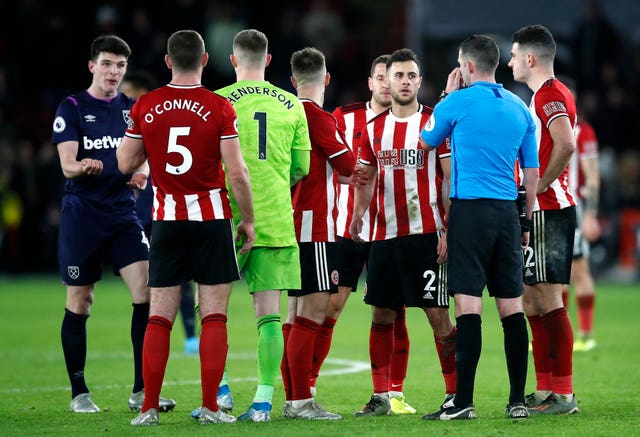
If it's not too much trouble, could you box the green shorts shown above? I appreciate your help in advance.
[237,245,301,293]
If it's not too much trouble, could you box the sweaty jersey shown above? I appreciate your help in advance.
[332,101,379,240]
[216,80,311,247]
[52,91,137,218]
[125,84,238,221]
[530,78,577,210]
[568,117,598,200]
[293,99,355,242]
[358,105,446,240]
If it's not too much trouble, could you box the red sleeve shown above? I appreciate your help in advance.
[535,86,570,129]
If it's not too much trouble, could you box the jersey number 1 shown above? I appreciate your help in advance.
[254,112,267,160]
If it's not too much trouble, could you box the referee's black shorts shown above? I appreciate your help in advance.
[448,198,523,298]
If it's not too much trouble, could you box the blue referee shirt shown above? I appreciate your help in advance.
[420,82,538,200]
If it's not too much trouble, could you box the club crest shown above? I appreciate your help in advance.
[68,266,80,280]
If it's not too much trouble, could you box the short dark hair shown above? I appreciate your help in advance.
[167,29,205,72]
[459,34,499,73]
[370,54,390,78]
[122,70,156,92]
[90,34,131,61]
[386,48,420,72]
[512,24,556,64]
[233,29,268,67]
[290,47,326,84]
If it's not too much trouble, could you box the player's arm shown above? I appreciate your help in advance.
[580,154,601,241]
[290,148,310,186]
[521,166,540,247]
[221,136,255,253]
[440,156,451,220]
[57,140,103,178]
[349,163,376,243]
[538,116,576,193]
[117,136,147,174]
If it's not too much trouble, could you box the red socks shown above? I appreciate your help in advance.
[141,316,173,412]
[370,323,394,393]
[200,313,228,411]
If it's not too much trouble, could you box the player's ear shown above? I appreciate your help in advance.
[325,72,331,87]
[264,53,272,67]
[201,52,209,67]
[290,76,298,89]
[230,54,238,68]
[165,54,172,69]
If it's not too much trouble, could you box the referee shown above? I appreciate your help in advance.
[419,35,539,420]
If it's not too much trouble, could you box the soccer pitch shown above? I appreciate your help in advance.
[1,276,639,436]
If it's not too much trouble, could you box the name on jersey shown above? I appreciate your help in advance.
[83,135,121,149]
[377,148,424,168]
[226,86,295,110]
[143,99,211,123]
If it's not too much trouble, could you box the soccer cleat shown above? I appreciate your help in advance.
[524,392,547,408]
[506,402,529,419]
[353,394,391,417]
[184,336,199,355]
[422,398,476,420]
[237,402,272,422]
[130,408,159,426]
[128,389,176,412]
[191,384,235,419]
[282,402,293,418]
[217,384,234,412]
[70,393,100,413]
[390,395,416,414]
[528,393,579,415]
[574,336,597,352]
[286,400,342,420]
[198,406,237,424]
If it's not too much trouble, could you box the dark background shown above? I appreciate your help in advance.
[1,0,639,278]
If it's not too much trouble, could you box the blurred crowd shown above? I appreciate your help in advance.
[0,0,638,278]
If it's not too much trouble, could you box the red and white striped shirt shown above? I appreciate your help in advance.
[125,84,237,221]
[332,101,377,240]
[293,99,355,242]
[358,105,446,240]
[529,78,577,211]
[568,117,598,200]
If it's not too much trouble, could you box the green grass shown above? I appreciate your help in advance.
[1,276,639,436]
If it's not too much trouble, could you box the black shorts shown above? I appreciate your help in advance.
[572,200,589,259]
[148,219,239,287]
[448,199,523,298]
[289,242,339,297]
[336,236,370,290]
[365,233,448,311]
[523,206,576,285]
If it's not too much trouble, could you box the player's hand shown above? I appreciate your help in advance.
[349,217,365,243]
[236,220,256,254]
[80,158,103,175]
[436,230,448,264]
[582,213,601,242]
[445,67,463,92]
[521,231,530,248]
[127,173,148,190]
[351,165,369,187]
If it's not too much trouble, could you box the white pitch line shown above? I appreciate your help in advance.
[1,356,369,394]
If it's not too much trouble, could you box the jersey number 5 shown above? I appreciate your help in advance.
[166,126,193,175]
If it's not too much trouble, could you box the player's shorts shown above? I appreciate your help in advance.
[148,219,239,287]
[365,233,448,312]
[523,206,576,285]
[237,245,301,293]
[58,201,149,286]
[336,236,370,290]
[573,200,589,259]
[447,199,524,298]
[289,242,339,297]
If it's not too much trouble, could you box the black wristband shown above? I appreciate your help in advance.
[520,217,532,234]
[438,90,448,102]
